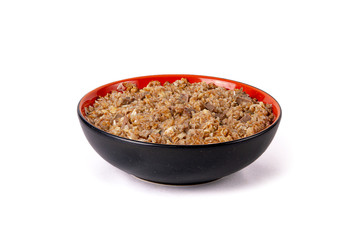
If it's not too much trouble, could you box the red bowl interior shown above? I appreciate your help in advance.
[79,74,281,124]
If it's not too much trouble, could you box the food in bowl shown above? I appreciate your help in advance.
[84,78,274,145]
[78,74,282,184]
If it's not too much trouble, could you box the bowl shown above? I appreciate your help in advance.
[77,74,282,185]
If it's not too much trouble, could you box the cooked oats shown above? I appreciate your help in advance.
[85,78,274,145]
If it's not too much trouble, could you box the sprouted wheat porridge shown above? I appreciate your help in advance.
[85,78,274,145]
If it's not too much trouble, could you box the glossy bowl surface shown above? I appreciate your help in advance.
[78,74,281,185]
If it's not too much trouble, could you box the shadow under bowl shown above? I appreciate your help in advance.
[78,74,282,185]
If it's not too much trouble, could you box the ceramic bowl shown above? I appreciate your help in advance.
[78,74,281,185]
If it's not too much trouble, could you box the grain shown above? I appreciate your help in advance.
[85,78,274,145]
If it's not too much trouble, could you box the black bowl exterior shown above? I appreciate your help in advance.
[78,112,281,185]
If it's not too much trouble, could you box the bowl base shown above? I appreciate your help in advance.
[133,175,221,186]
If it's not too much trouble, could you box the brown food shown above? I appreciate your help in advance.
[85,78,274,145]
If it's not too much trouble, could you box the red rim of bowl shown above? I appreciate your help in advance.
[78,74,282,147]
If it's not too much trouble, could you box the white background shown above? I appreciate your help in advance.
[1,0,359,239]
